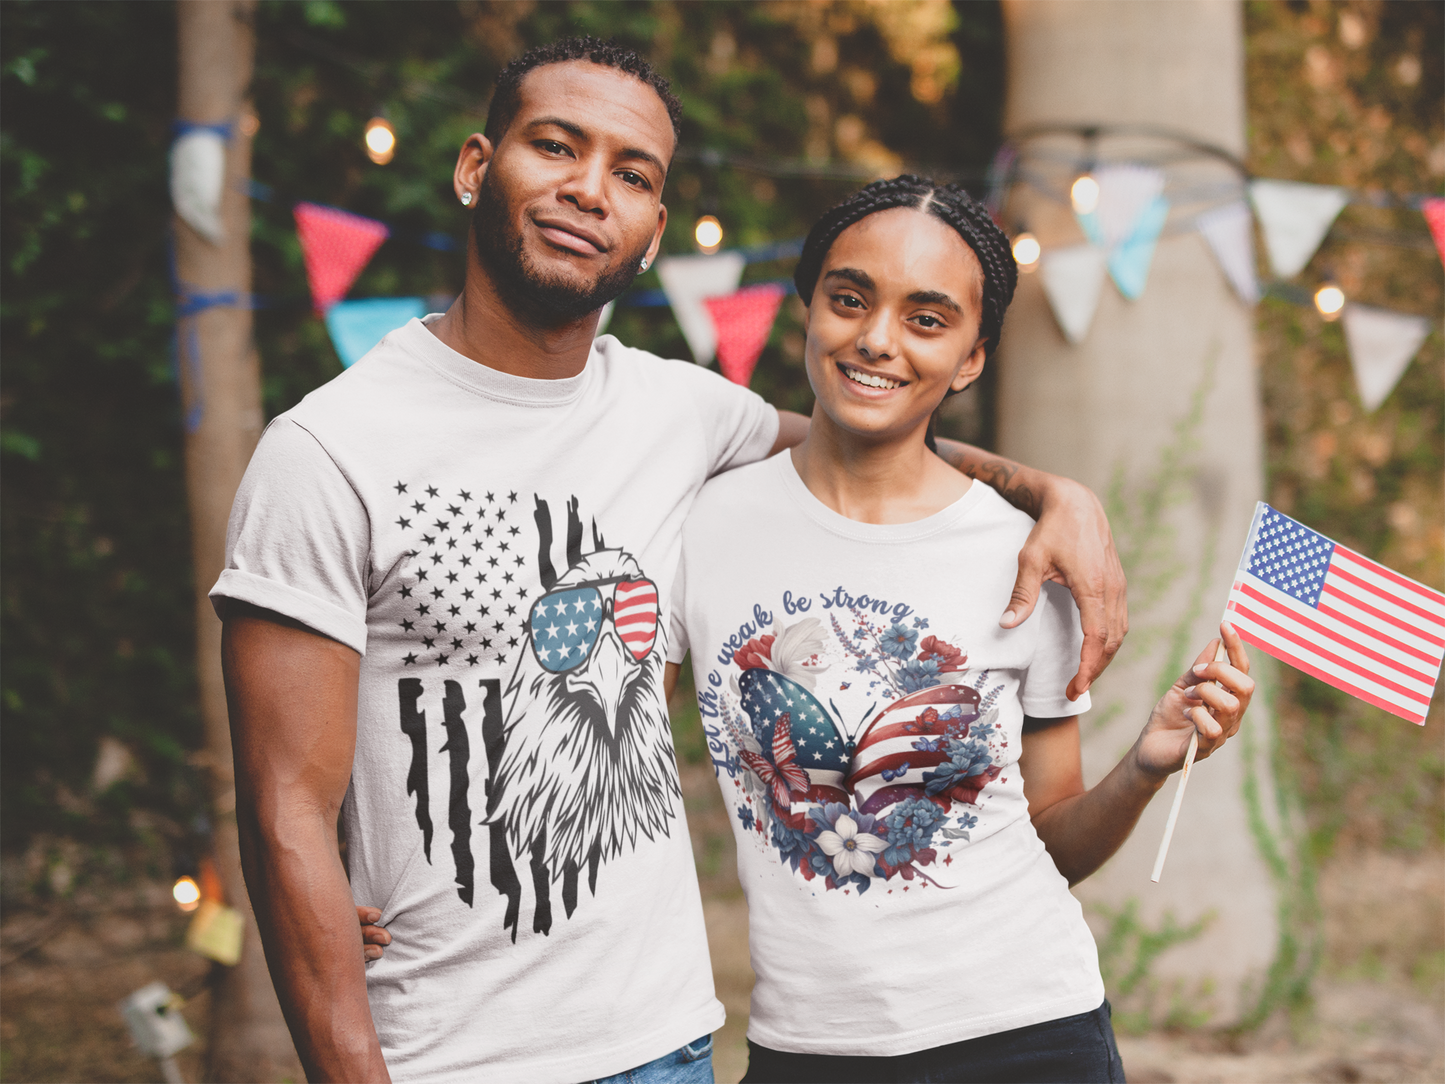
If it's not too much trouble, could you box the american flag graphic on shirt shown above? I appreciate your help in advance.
[1225,503,1445,725]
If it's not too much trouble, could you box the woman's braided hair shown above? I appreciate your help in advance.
[793,175,1018,363]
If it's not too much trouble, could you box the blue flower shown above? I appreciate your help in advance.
[881,623,919,659]
[956,812,979,830]
[897,657,942,692]
[912,617,930,629]
[771,819,815,871]
[737,805,755,831]
[923,736,995,797]
[881,797,944,866]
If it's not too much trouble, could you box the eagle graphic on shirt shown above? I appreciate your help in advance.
[388,484,677,940]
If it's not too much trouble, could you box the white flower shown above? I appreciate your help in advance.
[815,814,887,879]
[768,619,829,690]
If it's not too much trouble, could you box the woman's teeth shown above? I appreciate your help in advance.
[843,366,903,390]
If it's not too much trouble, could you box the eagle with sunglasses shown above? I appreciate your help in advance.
[485,497,680,935]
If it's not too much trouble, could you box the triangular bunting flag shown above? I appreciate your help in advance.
[170,130,227,244]
[1341,304,1431,413]
[324,297,426,368]
[1038,244,1108,345]
[294,202,390,313]
[1248,179,1349,279]
[1422,198,1445,270]
[657,252,746,364]
[1196,200,1261,305]
[1106,195,1169,300]
[1079,164,1166,250]
[704,283,786,386]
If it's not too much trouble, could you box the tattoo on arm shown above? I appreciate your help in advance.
[963,457,1042,519]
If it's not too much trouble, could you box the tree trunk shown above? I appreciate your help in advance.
[174,2,303,1078]
[996,0,1283,1024]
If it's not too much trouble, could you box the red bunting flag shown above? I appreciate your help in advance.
[704,283,786,386]
[1422,198,1445,270]
[293,202,390,313]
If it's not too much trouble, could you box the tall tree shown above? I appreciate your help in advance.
[174,1,302,1077]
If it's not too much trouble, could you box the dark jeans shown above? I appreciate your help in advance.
[740,1000,1125,1084]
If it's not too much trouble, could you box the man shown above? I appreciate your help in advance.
[215,37,1126,1084]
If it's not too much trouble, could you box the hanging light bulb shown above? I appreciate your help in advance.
[1012,232,1041,272]
[693,215,723,255]
[1314,282,1345,320]
[1070,174,1099,215]
[364,117,396,165]
[172,876,201,913]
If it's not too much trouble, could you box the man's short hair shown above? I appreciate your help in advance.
[484,36,684,150]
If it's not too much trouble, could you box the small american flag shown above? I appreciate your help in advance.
[1225,503,1445,725]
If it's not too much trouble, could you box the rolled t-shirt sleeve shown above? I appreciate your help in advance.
[209,417,371,654]
[1017,581,1091,718]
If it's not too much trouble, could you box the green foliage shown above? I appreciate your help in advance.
[1092,898,1214,1033]
[1,1,1005,862]
[1,2,206,857]
[1246,0,1444,858]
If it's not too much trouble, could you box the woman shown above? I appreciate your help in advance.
[663,176,1253,1084]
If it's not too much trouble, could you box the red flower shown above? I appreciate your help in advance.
[735,634,775,671]
[918,636,967,672]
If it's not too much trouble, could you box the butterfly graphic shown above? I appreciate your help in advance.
[737,715,811,808]
[737,667,986,816]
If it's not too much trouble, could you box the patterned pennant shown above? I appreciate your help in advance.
[704,283,786,386]
[1341,304,1431,413]
[324,297,427,368]
[1422,198,1445,270]
[294,202,390,313]
[1038,244,1108,345]
[1106,195,1169,300]
[657,253,746,365]
[1196,200,1261,305]
[1248,179,1349,279]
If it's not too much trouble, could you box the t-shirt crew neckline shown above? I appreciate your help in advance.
[773,450,989,544]
[397,314,594,407]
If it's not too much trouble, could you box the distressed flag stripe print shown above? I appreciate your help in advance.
[1225,503,1445,726]
[615,580,658,659]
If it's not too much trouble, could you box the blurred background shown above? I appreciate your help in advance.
[1,2,1440,1081]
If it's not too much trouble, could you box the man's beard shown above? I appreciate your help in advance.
[472,173,650,326]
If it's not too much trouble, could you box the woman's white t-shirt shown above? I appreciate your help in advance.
[670,452,1105,1057]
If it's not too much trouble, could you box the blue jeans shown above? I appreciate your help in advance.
[587,1034,715,1084]
[740,1001,1124,1083]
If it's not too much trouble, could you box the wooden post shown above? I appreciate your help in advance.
[174,3,302,1079]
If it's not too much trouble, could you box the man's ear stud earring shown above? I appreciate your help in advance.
[638,257,649,273]
[460,192,472,207]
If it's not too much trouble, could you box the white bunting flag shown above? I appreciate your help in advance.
[657,252,746,364]
[1039,244,1108,345]
[170,129,227,244]
[1248,179,1349,279]
[1196,200,1261,305]
[1088,164,1166,249]
[1342,304,1431,412]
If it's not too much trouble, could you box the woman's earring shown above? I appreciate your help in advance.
[460,192,472,207]
[638,257,649,273]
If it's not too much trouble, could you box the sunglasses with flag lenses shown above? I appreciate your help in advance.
[528,576,659,673]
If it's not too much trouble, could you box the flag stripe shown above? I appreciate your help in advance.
[1321,583,1445,649]
[1334,545,1445,615]
[1233,624,1427,725]
[1315,599,1444,666]
[1235,581,1439,684]
[1227,598,1433,705]
[1329,563,1445,627]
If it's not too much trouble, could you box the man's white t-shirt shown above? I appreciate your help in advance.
[670,453,1105,1057]
[210,318,778,1083]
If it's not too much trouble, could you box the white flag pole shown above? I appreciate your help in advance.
[1151,638,1230,883]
